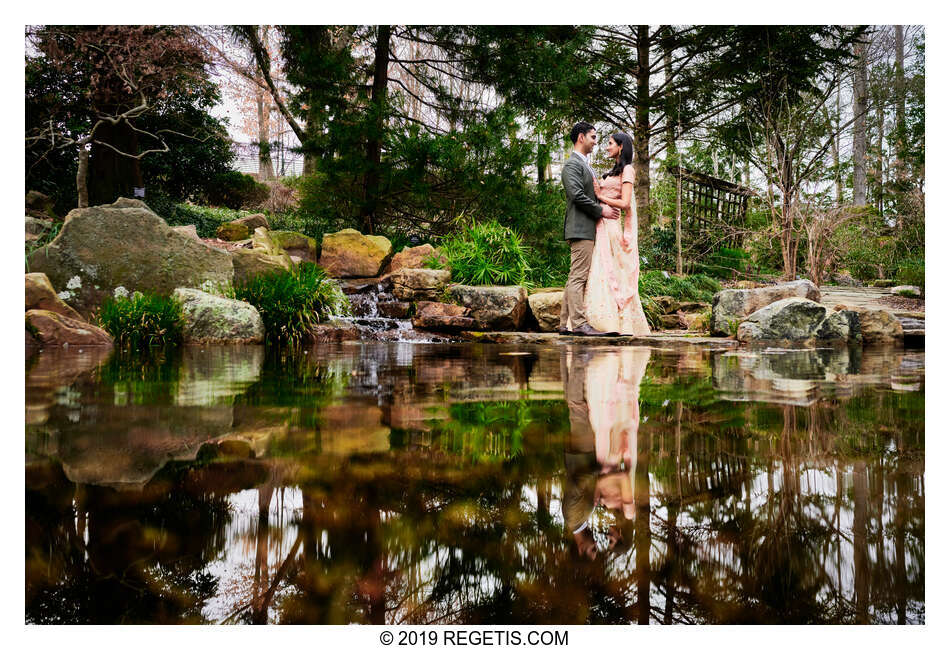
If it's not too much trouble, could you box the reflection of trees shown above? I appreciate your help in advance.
[25,458,253,623]
[641,373,925,624]
[25,345,924,624]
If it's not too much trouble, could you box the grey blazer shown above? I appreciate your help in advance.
[561,154,603,241]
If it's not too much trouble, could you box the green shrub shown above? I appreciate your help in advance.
[441,218,532,286]
[695,246,752,279]
[164,204,253,239]
[641,224,676,271]
[639,270,721,303]
[896,258,925,291]
[204,171,270,210]
[98,290,185,349]
[229,262,351,344]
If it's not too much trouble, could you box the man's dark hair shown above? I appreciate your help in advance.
[570,121,595,144]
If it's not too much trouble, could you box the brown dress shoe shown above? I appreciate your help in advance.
[557,328,572,336]
[572,324,618,337]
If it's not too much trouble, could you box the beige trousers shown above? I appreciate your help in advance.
[559,238,595,330]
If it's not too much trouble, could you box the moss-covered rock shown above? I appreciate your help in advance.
[319,228,393,277]
[270,230,318,263]
[711,279,820,336]
[231,248,292,284]
[172,287,264,344]
[216,222,251,241]
[736,298,852,346]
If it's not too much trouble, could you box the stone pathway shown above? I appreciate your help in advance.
[818,285,925,336]
[818,285,920,314]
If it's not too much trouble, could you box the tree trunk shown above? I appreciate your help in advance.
[633,25,652,234]
[256,88,275,181]
[852,38,869,207]
[76,147,90,208]
[675,170,683,274]
[876,100,885,214]
[89,119,143,206]
[834,85,842,204]
[853,461,869,624]
[663,26,677,158]
[361,25,391,236]
[894,25,908,222]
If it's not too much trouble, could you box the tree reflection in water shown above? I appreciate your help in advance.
[25,343,924,624]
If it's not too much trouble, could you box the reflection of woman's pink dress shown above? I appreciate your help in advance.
[585,165,651,335]
[585,347,651,520]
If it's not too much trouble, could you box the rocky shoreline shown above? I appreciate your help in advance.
[25,196,922,350]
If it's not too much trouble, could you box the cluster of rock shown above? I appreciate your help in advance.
[710,279,905,346]
[24,199,279,348]
[25,195,915,348]
[25,273,113,348]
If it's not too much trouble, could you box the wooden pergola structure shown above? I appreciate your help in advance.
[666,165,756,275]
[668,165,756,248]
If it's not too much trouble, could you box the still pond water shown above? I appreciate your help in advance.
[26,342,924,624]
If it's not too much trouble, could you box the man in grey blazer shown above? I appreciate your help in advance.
[559,122,619,336]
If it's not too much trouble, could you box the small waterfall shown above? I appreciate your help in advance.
[336,277,454,342]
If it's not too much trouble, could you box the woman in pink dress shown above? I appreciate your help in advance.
[584,132,651,335]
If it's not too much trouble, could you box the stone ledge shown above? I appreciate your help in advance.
[458,330,739,349]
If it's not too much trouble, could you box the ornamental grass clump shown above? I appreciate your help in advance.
[440,219,532,287]
[98,289,185,349]
[230,262,350,344]
[639,270,721,304]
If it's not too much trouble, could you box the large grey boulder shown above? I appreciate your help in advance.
[172,288,264,344]
[446,284,528,331]
[528,291,563,332]
[831,271,863,287]
[171,224,201,241]
[390,268,452,301]
[27,198,233,318]
[712,279,821,336]
[736,297,852,346]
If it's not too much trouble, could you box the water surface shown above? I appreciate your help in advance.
[25,342,924,624]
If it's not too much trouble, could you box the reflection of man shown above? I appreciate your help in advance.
[561,347,600,559]
[560,347,649,559]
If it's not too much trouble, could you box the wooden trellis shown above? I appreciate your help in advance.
[668,165,755,250]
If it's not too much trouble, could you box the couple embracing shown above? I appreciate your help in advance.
[559,121,651,337]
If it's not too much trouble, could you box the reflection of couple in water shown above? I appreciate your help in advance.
[561,346,650,559]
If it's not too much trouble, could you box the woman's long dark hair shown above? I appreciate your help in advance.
[603,132,634,179]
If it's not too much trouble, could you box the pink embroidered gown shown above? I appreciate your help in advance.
[585,164,651,335]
